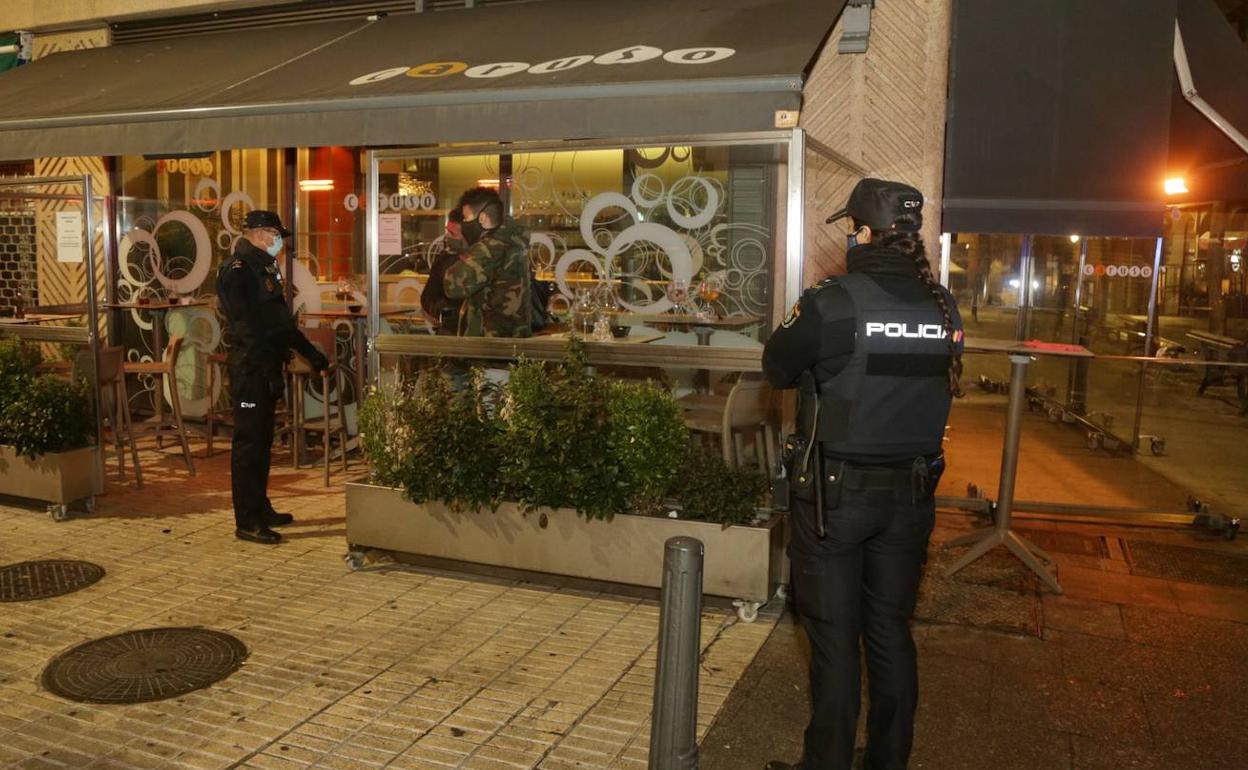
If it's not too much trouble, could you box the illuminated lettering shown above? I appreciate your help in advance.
[529,55,594,74]
[465,62,530,79]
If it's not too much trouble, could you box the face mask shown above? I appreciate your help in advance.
[847,232,859,250]
[265,233,283,257]
[461,220,485,245]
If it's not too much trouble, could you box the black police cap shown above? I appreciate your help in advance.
[825,178,923,232]
[243,209,292,237]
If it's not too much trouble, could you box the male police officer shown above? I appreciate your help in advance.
[443,187,533,337]
[763,179,964,770]
[217,210,328,545]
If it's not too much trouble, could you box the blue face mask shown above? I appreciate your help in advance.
[265,233,283,257]
[847,233,859,250]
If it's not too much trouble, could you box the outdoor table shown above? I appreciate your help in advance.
[301,307,420,406]
[105,300,209,358]
[943,338,1094,594]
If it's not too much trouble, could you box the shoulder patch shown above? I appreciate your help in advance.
[781,300,801,328]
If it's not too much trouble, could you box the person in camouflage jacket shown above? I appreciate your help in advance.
[444,186,533,338]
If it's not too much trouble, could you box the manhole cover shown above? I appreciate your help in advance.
[41,628,248,704]
[1126,541,1248,588]
[0,560,105,602]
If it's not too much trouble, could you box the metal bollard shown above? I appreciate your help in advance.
[649,536,704,770]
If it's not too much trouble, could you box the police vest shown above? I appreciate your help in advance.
[216,255,285,316]
[812,272,955,459]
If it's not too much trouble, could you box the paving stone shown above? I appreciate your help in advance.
[0,449,776,769]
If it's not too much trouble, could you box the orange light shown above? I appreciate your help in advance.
[1164,177,1189,195]
[299,179,335,192]
[476,178,500,189]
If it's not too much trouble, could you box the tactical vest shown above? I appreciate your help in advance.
[810,272,955,459]
[216,255,283,316]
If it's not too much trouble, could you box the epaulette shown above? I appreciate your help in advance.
[806,275,843,294]
[229,259,246,270]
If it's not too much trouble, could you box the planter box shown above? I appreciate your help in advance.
[346,482,785,604]
[0,444,103,508]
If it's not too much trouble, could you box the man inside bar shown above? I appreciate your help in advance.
[443,186,532,337]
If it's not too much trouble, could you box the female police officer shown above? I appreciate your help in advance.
[763,179,963,770]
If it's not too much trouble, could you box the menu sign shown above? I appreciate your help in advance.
[55,211,84,263]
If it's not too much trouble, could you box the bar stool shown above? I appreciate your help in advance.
[288,326,349,486]
[123,335,195,476]
[99,346,143,487]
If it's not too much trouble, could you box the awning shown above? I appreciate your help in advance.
[0,0,846,160]
[1168,0,1248,203]
[943,0,1179,237]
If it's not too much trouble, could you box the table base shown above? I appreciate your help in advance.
[943,525,1062,594]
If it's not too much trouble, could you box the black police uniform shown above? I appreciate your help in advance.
[763,244,963,769]
[217,239,326,535]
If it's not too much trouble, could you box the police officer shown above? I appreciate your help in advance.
[763,179,964,770]
[217,210,328,545]
[443,187,533,337]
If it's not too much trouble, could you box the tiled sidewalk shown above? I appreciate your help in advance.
[0,450,779,769]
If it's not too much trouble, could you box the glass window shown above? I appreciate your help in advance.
[373,141,788,350]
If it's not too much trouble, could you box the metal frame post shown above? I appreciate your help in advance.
[785,128,806,310]
[1015,234,1034,340]
[1131,236,1165,449]
[365,150,381,389]
[649,537,703,770]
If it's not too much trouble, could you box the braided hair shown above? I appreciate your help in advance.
[871,222,965,398]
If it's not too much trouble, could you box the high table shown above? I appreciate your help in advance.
[300,307,422,407]
[943,338,1094,594]
[0,312,82,326]
[105,300,210,358]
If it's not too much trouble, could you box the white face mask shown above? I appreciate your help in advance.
[265,233,283,257]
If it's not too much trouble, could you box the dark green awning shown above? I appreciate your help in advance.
[0,0,846,159]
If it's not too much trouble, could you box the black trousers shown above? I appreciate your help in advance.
[230,367,282,529]
[789,481,935,770]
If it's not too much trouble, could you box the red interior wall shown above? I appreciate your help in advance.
[308,147,356,281]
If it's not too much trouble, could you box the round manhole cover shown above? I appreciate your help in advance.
[0,560,105,602]
[41,628,248,704]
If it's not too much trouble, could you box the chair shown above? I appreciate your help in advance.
[679,373,778,471]
[99,346,143,487]
[123,335,195,476]
[288,325,349,486]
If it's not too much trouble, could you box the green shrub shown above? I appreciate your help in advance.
[606,379,689,509]
[360,370,503,513]
[0,375,94,458]
[0,338,41,414]
[500,350,627,520]
[671,446,769,526]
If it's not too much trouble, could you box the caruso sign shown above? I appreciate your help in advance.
[348,45,736,86]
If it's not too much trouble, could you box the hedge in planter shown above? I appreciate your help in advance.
[360,344,769,526]
[0,338,94,459]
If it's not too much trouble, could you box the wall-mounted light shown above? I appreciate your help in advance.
[1164,177,1189,195]
[476,178,501,189]
[299,179,334,192]
[1069,235,1080,243]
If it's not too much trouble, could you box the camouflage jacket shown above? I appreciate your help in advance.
[443,221,532,337]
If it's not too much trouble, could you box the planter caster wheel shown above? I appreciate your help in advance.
[1047,406,1062,422]
[344,550,366,571]
[1086,432,1103,450]
[48,504,70,522]
[1149,437,1166,456]
[733,600,760,624]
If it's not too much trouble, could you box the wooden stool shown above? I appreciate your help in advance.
[99,346,143,487]
[123,335,195,476]
[289,326,349,486]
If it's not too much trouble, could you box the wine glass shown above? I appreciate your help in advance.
[665,279,691,314]
[696,273,724,320]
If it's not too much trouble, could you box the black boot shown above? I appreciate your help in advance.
[236,526,282,544]
[263,511,294,527]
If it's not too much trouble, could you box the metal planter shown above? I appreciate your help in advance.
[345,482,785,607]
[0,444,102,515]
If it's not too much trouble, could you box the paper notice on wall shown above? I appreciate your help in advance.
[55,211,84,263]
[379,213,402,256]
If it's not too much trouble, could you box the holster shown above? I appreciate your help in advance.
[911,454,946,504]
